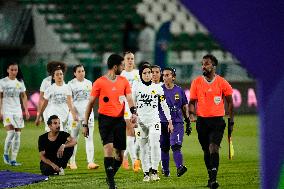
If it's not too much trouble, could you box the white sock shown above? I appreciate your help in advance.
[149,132,161,171]
[85,126,94,163]
[140,137,150,172]
[4,130,15,155]
[127,136,137,166]
[11,131,21,161]
[70,124,80,164]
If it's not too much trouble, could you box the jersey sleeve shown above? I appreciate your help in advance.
[90,79,100,97]
[181,88,189,106]
[20,81,26,92]
[189,79,198,100]
[0,80,3,92]
[43,86,51,100]
[158,85,171,121]
[38,135,45,152]
[221,78,233,96]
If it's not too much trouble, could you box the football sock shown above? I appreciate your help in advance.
[11,131,21,161]
[4,130,15,155]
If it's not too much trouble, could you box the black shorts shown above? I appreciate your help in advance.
[196,116,226,151]
[98,114,126,150]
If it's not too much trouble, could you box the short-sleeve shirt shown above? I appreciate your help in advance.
[40,76,52,92]
[68,78,93,119]
[190,75,233,117]
[0,77,26,115]
[44,83,72,122]
[160,84,188,123]
[120,69,140,87]
[90,76,131,117]
[38,131,70,161]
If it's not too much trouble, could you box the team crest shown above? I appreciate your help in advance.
[174,93,180,100]
[16,83,20,89]
[160,95,165,101]
[134,75,139,80]
[151,90,156,95]
[5,117,11,124]
[72,121,77,128]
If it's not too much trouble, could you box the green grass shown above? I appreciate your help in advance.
[0,115,260,188]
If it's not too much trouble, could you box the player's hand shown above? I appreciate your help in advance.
[185,117,192,136]
[51,163,60,172]
[82,124,89,138]
[25,109,30,120]
[168,120,174,133]
[57,144,65,158]
[130,114,137,124]
[228,118,234,136]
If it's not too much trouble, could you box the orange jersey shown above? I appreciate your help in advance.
[91,76,131,117]
[190,75,233,117]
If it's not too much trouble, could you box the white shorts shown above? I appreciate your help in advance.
[124,101,131,119]
[3,114,24,129]
[139,122,161,139]
[70,116,95,130]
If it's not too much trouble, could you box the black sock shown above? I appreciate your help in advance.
[113,159,122,176]
[104,157,114,185]
[210,152,219,181]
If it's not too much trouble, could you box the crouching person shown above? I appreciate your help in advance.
[38,115,76,176]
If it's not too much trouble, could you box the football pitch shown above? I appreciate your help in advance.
[0,115,259,189]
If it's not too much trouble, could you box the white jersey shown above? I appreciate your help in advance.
[68,78,93,120]
[120,69,140,87]
[44,83,72,122]
[0,77,26,115]
[132,82,171,124]
[40,76,52,92]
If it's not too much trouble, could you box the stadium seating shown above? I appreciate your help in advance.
[17,0,252,82]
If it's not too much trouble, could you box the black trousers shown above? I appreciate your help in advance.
[40,147,74,176]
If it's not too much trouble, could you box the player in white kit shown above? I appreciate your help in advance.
[38,61,67,132]
[68,64,99,170]
[35,65,78,132]
[120,52,141,172]
[132,63,173,182]
[0,62,30,166]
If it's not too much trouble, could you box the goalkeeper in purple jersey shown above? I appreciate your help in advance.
[159,67,191,177]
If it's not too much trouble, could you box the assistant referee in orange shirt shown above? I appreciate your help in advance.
[83,54,137,189]
[189,54,234,189]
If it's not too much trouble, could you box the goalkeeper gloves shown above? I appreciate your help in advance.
[185,117,192,136]
[228,118,234,136]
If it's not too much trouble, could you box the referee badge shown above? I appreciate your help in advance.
[174,93,180,100]
[214,96,221,105]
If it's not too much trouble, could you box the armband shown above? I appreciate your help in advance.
[130,106,137,114]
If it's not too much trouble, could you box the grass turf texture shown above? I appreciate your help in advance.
[0,115,259,188]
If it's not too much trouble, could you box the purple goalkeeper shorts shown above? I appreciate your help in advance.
[160,122,184,149]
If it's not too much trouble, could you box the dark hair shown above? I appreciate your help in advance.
[73,64,84,78]
[138,61,151,70]
[163,67,176,77]
[47,115,59,126]
[47,61,67,75]
[151,65,161,72]
[203,54,218,66]
[5,61,24,81]
[51,66,64,84]
[107,54,124,69]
